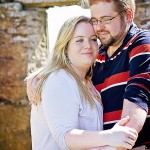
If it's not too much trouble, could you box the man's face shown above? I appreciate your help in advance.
[90,1,127,47]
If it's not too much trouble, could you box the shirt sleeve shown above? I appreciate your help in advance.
[41,72,80,150]
[123,31,150,112]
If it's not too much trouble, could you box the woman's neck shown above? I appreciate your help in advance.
[70,64,88,82]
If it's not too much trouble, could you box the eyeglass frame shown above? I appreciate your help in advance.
[90,10,125,25]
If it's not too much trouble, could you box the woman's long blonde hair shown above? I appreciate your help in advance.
[27,16,96,107]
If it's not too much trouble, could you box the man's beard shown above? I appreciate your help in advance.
[99,29,127,47]
[101,36,116,47]
[98,18,127,47]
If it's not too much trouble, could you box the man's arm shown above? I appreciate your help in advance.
[122,31,150,133]
[121,99,147,133]
[119,99,147,150]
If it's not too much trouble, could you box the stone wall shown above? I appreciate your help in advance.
[14,0,78,7]
[0,0,149,150]
[0,2,46,150]
[134,1,150,29]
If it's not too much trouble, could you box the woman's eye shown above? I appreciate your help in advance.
[91,38,97,42]
[76,39,83,42]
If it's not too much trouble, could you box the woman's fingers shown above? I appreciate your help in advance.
[129,127,138,138]
[116,116,130,126]
[122,128,138,149]
[110,122,138,149]
[126,127,138,141]
[123,142,133,149]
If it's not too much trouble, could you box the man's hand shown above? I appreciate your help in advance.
[26,75,41,104]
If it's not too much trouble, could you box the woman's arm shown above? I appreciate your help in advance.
[65,116,138,150]
[28,73,138,150]
[89,146,118,150]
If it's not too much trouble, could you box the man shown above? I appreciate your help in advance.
[80,0,150,149]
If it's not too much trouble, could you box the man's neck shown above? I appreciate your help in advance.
[107,38,124,57]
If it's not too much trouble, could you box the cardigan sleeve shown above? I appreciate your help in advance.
[41,71,80,150]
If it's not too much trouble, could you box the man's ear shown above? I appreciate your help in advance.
[125,9,133,24]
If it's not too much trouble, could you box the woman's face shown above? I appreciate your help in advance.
[67,22,98,72]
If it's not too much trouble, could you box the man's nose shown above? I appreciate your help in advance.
[95,22,105,31]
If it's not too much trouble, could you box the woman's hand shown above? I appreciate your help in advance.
[107,116,138,149]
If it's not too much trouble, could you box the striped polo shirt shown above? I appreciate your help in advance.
[92,23,150,148]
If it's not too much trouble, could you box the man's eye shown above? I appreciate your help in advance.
[91,19,97,23]
[76,39,83,42]
[103,19,108,22]
[102,18,111,22]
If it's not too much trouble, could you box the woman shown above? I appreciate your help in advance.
[27,16,137,150]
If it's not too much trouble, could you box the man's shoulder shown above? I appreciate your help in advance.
[129,22,150,38]
[134,29,150,42]
[127,23,150,45]
[127,29,150,52]
[136,29,150,39]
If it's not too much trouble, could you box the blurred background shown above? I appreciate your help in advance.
[0,0,150,149]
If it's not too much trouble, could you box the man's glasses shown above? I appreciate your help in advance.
[90,10,125,25]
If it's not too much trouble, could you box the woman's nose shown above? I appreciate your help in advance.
[84,40,91,49]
